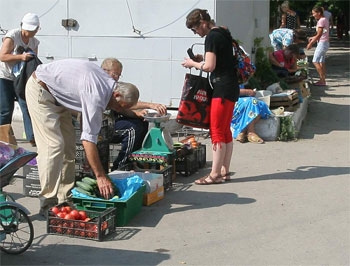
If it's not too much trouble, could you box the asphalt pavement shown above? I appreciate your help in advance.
[1,36,349,266]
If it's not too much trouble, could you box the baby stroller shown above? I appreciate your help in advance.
[0,149,37,254]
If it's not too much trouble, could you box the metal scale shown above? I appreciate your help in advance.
[129,113,175,166]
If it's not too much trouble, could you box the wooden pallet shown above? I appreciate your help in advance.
[270,91,300,112]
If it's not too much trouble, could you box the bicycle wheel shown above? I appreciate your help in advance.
[0,205,34,254]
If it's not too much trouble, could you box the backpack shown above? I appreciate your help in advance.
[232,39,256,84]
[211,27,255,84]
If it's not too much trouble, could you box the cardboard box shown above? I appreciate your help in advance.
[143,186,164,206]
[112,165,173,191]
[288,81,310,99]
[109,170,163,194]
[0,124,17,145]
[23,178,41,197]
[270,91,300,112]
[23,165,39,180]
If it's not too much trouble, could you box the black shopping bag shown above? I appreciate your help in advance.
[176,71,212,129]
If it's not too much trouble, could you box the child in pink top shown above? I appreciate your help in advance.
[306,6,330,86]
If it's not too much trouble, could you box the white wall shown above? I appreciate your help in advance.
[1,0,270,111]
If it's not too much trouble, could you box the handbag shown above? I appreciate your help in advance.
[176,70,212,129]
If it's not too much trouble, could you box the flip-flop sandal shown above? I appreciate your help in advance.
[247,133,264,144]
[195,175,223,185]
[222,172,234,181]
[313,82,326,86]
[236,132,247,143]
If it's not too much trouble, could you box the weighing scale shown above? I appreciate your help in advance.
[129,113,175,166]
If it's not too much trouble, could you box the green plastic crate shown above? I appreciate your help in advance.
[72,184,145,226]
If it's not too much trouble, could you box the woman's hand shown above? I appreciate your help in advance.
[247,89,256,97]
[241,89,256,97]
[181,58,195,69]
[21,52,34,61]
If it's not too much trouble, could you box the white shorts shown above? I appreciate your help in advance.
[312,41,329,63]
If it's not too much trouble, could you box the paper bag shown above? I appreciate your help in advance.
[0,124,17,145]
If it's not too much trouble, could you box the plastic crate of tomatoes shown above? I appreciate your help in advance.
[47,203,115,241]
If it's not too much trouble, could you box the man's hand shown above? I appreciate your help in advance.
[96,175,115,199]
[149,103,167,116]
[134,109,148,118]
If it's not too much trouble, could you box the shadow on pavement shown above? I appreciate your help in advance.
[1,243,170,265]
[299,100,349,138]
[230,165,349,183]
[131,182,256,227]
[298,36,350,139]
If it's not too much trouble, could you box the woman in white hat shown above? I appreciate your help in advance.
[0,13,40,146]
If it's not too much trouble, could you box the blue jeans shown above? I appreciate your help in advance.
[0,78,34,141]
[110,118,149,170]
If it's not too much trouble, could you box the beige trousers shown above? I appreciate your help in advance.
[26,76,76,209]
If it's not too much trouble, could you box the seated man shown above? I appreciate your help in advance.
[268,44,300,78]
[101,58,167,171]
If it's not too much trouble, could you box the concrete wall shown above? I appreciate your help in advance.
[1,0,270,120]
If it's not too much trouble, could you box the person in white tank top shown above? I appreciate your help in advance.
[0,13,40,146]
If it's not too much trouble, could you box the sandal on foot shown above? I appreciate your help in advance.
[247,133,264,144]
[313,81,326,86]
[236,132,247,143]
[195,175,223,185]
[221,172,234,181]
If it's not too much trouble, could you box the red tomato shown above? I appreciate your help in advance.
[57,212,66,219]
[84,217,91,222]
[64,213,75,220]
[64,206,72,213]
[101,221,108,231]
[73,221,80,228]
[51,206,60,215]
[63,221,73,228]
[91,224,98,232]
[87,232,97,239]
[79,211,87,220]
[56,221,63,227]
[62,221,69,228]
[60,207,66,213]
[70,210,80,220]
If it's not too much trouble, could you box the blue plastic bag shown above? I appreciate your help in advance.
[72,175,144,202]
